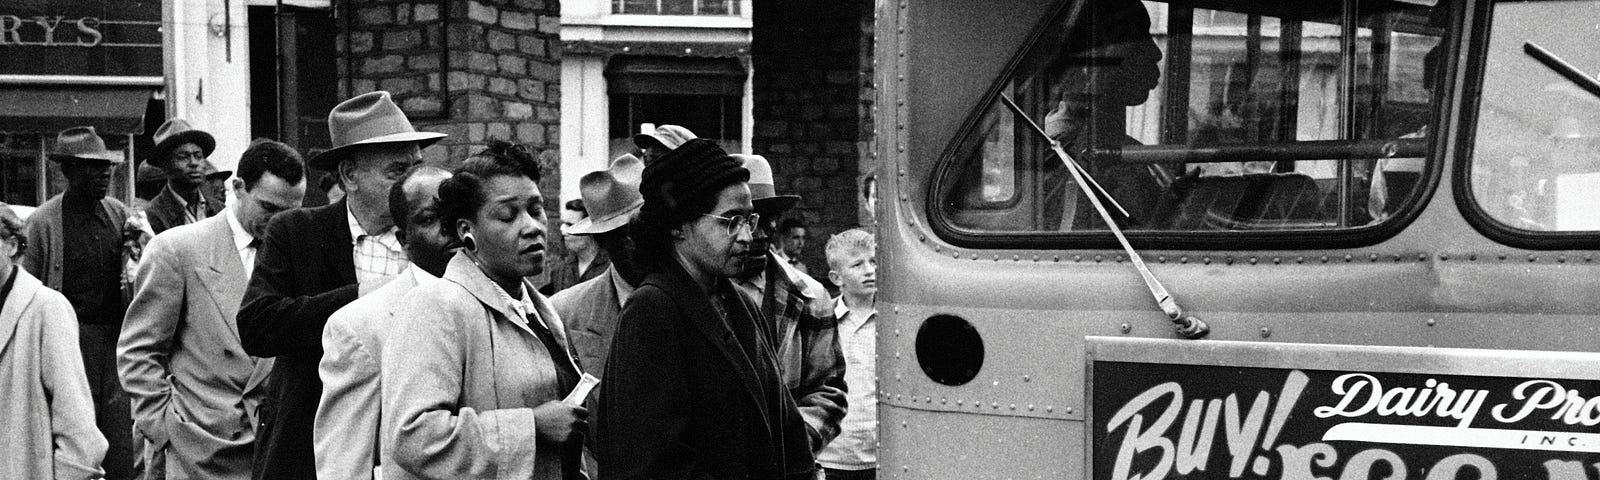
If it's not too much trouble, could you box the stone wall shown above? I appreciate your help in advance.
[751,0,875,281]
[338,0,566,284]
[338,0,561,166]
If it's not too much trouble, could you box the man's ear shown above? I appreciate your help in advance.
[337,160,359,192]
[230,177,246,194]
[828,269,842,286]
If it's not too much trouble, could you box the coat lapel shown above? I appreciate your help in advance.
[654,264,771,426]
[320,200,358,284]
[443,252,585,375]
[196,215,248,339]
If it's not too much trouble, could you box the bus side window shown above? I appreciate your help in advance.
[935,0,1448,240]
[1468,0,1600,234]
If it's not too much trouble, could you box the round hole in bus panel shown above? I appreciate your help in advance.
[915,314,984,386]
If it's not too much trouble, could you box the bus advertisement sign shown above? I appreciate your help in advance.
[1086,338,1600,480]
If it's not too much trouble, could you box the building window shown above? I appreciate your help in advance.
[612,0,740,16]
[605,56,746,158]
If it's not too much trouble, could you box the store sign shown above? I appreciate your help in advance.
[0,0,161,76]
[0,15,106,47]
[1087,338,1600,480]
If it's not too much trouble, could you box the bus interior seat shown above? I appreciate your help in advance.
[1157,172,1327,230]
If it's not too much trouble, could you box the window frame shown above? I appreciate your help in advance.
[926,0,1459,251]
[1452,0,1600,250]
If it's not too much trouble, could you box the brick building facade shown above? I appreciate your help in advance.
[751,0,876,278]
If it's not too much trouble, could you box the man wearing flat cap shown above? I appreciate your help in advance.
[22,126,139,479]
[632,124,696,165]
[145,118,225,235]
[730,154,848,456]
[237,90,444,480]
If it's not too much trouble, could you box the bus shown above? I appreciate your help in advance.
[872,0,1600,478]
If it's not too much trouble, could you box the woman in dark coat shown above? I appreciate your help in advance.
[596,139,815,480]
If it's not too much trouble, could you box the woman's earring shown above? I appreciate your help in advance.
[462,232,477,252]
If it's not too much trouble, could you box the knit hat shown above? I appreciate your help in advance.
[640,138,749,229]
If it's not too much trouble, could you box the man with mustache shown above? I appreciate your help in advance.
[315,165,454,480]
[730,154,848,455]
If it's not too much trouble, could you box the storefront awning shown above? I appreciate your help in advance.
[606,56,746,96]
[0,86,156,135]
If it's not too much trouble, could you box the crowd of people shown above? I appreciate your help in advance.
[0,89,881,480]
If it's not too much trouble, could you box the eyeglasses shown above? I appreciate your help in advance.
[700,212,760,236]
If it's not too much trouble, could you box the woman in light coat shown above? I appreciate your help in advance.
[0,202,108,480]
[380,141,587,480]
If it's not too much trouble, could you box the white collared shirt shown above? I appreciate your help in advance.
[346,206,408,288]
[410,263,437,285]
[225,205,258,277]
[818,294,878,470]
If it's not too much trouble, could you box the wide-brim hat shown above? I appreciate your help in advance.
[201,159,231,181]
[308,91,446,171]
[49,126,124,163]
[567,154,645,235]
[632,124,696,151]
[733,154,800,214]
[149,118,216,167]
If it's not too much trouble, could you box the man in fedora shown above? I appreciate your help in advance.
[237,90,444,480]
[22,125,139,479]
[632,124,696,165]
[730,154,848,455]
[145,118,225,235]
[551,153,646,381]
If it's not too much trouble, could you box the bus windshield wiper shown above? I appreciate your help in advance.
[1524,42,1600,101]
[998,94,1209,339]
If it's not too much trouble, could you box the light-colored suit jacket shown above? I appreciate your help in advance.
[550,266,623,379]
[116,213,274,480]
[315,265,424,480]
[381,253,585,480]
[0,267,108,480]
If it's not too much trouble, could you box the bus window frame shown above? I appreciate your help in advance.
[1452,0,1600,251]
[926,0,1456,251]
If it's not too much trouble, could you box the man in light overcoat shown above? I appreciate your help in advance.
[117,140,307,480]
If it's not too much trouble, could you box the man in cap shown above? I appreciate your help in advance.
[237,90,444,480]
[315,164,454,480]
[117,139,306,480]
[730,154,848,455]
[22,126,139,479]
[145,119,226,235]
[632,124,696,165]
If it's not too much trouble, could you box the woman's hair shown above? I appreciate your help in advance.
[0,203,26,260]
[436,139,543,242]
[632,139,749,272]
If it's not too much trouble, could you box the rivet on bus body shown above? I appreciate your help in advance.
[1010,404,1017,410]
[1393,254,1402,262]
[992,402,1000,409]
[1344,255,1353,262]
[971,253,979,260]
[1074,255,1083,262]
[899,194,907,201]
[1028,404,1036,411]
[1117,255,1126,263]
[1158,255,1167,263]
[992,254,999,261]
[1273,257,1281,265]
[1558,255,1567,263]
[1426,318,1436,326]
[1031,255,1039,262]
[1587,255,1594,263]
[1202,257,1211,265]
[1498,254,1508,261]
[1249,257,1258,265]
[1420,254,1429,262]
[956,399,963,406]
[1022,375,1030,382]
[1370,253,1379,262]
[1296,256,1305,264]
[1094,255,1104,263]
[1013,254,1020,262]
[1528,254,1537,262]
[1259,327,1271,338]
[1065,407,1074,414]
[941,398,947,404]
[918,234,925,242]
[1046,406,1054,413]
[1120,323,1131,333]
[992,381,999,386]
[1440,253,1450,261]
[1180,256,1188,264]
[1053,255,1061,262]
[952,251,960,259]
[1224,257,1233,265]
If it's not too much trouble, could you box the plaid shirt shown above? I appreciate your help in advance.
[346,207,407,287]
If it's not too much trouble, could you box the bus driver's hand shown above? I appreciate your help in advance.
[532,400,589,443]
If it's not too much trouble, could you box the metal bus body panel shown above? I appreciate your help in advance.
[875,0,1600,479]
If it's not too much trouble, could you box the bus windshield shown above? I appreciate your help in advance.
[935,0,1448,236]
